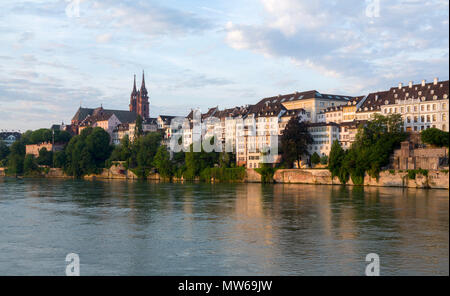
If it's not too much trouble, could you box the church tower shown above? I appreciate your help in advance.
[129,72,150,119]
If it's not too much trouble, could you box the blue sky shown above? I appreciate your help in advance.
[0,0,448,131]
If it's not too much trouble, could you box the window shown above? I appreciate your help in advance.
[421,105,425,111]
[421,116,425,122]
[427,105,430,111]
[407,117,411,123]
[433,104,436,110]
[427,115,430,122]
[407,106,410,112]
[432,114,436,122]
[414,116,418,123]
[401,107,404,113]
[414,106,418,112]
[443,114,447,121]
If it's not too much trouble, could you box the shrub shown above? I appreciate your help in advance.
[421,128,449,147]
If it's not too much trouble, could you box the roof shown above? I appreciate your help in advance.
[0,132,21,141]
[158,115,176,125]
[73,107,137,125]
[357,80,449,113]
[257,90,353,106]
[323,96,366,113]
[307,122,339,127]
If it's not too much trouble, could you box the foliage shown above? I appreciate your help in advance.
[280,117,313,168]
[328,140,347,182]
[7,140,26,175]
[421,128,449,147]
[153,146,172,178]
[64,127,112,177]
[311,152,320,165]
[254,163,276,183]
[328,114,407,184]
[199,167,246,182]
[26,128,71,144]
[0,140,9,163]
[23,154,39,175]
[135,115,144,138]
[53,151,67,168]
[320,155,328,165]
[407,169,429,180]
[37,148,53,166]
[184,139,220,180]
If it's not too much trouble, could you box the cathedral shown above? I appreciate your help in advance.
[129,71,150,119]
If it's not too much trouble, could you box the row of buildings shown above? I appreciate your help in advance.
[59,75,448,168]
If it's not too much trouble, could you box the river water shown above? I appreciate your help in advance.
[0,177,448,275]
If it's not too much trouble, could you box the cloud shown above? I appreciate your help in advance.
[96,33,112,43]
[225,0,449,92]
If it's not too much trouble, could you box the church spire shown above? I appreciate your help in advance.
[132,74,137,95]
[140,70,147,95]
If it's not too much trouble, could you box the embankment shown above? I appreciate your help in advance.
[268,169,448,189]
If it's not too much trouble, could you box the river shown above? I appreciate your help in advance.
[0,177,448,275]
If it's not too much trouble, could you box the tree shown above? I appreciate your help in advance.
[153,146,172,178]
[53,151,66,169]
[311,152,320,165]
[7,140,26,175]
[329,114,407,184]
[135,115,144,139]
[37,147,53,166]
[421,128,449,147]
[328,140,346,181]
[0,140,9,162]
[64,127,112,177]
[280,117,313,168]
[24,154,38,174]
[320,155,328,165]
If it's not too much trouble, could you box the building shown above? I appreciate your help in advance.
[25,142,64,157]
[307,122,340,158]
[392,141,448,170]
[0,132,21,147]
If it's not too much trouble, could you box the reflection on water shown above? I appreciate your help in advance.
[0,178,448,275]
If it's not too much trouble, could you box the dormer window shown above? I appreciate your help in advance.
[385,100,389,105]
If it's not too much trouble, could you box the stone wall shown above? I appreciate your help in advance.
[268,168,449,189]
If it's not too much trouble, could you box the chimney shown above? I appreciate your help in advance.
[434,77,438,85]
[421,79,426,86]
[398,83,403,89]
[409,81,413,88]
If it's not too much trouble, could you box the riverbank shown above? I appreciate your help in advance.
[1,166,448,189]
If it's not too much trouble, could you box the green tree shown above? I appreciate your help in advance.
[153,146,172,178]
[311,152,320,165]
[135,115,144,139]
[64,127,112,177]
[421,128,449,147]
[320,155,328,165]
[280,117,313,168]
[7,140,26,175]
[24,154,38,174]
[37,147,53,166]
[0,140,9,162]
[328,140,346,181]
[53,151,66,169]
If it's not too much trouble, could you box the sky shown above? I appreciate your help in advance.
[0,0,448,132]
